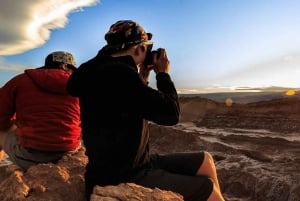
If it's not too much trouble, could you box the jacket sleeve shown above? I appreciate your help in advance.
[0,80,17,130]
[131,72,180,126]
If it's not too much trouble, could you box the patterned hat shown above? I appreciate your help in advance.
[104,20,153,51]
[45,51,76,67]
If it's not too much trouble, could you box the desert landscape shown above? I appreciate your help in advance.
[1,91,300,201]
[152,92,300,201]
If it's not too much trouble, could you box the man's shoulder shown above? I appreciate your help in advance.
[79,55,135,72]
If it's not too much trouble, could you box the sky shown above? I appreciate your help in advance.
[1,0,300,93]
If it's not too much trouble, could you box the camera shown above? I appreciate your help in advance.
[143,50,159,66]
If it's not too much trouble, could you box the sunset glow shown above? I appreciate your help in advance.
[225,98,233,107]
[285,90,295,96]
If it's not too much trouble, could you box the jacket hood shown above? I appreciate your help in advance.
[25,69,71,94]
[67,55,136,97]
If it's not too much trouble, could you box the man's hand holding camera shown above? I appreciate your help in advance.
[152,48,170,74]
[142,48,170,73]
[140,48,170,83]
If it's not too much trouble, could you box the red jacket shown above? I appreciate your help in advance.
[0,69,81,151]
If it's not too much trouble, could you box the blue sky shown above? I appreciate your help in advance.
[1,0,300,93]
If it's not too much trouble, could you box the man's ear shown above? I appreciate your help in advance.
[134,45,145,56]
[140,45,146,52]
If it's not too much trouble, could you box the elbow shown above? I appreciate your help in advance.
[163,113,180,126]
[166,107,180,125]
[167,119,179,126]
[152,114,179,126]
[170,115,180,125]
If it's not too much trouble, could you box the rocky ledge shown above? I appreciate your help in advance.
[0,146,183,201]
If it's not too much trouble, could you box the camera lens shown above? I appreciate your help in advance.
[143,50,157,66]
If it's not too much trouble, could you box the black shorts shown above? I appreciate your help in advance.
[130,152,213,201]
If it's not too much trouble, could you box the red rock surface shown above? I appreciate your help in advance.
[91,183,183,201]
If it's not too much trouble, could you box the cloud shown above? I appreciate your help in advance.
[215,53,300,88]
[0,57,30,72]
[0,0,99,56]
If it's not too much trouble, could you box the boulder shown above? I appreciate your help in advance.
[0,147,184,201]
[91,183,183,201]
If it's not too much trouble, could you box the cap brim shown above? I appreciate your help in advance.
[67,65,77,71]
[143,40,153,45]
[147,33,152,40]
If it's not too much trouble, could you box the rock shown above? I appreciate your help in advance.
[0,147,87,201]
[0,147,183,201]
[91,183,183,201]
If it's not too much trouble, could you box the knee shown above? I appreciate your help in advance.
[197,152,216,175]
[204,152,215,166]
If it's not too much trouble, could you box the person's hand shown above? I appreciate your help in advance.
[153,48,170,74]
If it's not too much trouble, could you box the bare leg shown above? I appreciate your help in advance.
[197,151,225,201]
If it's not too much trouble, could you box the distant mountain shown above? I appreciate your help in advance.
[179,90,300,104]
[178,95,300,133]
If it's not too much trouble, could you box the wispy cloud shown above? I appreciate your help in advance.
[0,57,30,72]
[214,53,300,88]
[0,0,99,56]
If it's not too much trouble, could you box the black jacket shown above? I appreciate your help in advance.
[67,53,180,185]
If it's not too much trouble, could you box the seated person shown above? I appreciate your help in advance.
[0,51,81,171]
